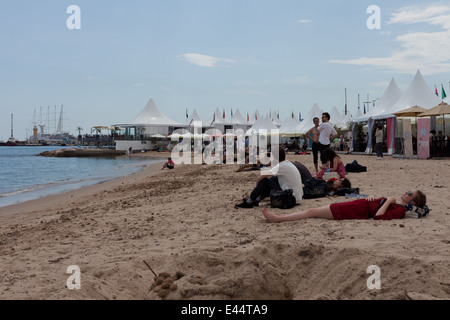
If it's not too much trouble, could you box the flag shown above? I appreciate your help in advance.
[277,110,279,119]
[298,112,301,121]
[231,109,233,118]
[247,112,249,122]
[442,85,447,99]
[435,86,439,97]
[186,108,188,118]
[223,108,225,119]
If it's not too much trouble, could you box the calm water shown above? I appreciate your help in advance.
[0,146,161,208]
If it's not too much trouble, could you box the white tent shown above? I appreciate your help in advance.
[209,108,226,125]
[354,78,403,123]
[329,106,348,129]
[125,98,181,126]
[230,108,248,125]
[271,110,283,127]
[187,109,208,128]
[245,114,278,136]
[278,116,303,136]
[444,96,450,104]
[294,103,323,134]
[373,70,441,120]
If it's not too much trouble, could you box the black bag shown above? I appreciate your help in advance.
[303,178,328,199]
[270,189,296,209]
[336,187,360,196]
[345,160,367,173]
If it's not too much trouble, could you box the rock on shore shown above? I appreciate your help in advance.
[38,148,127,157]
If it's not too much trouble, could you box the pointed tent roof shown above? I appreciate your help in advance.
[230,108,247,125]
[329,106,347,129]
[271,110,282,127]
[209,108,226,125]
[444,96,450,104]
[278,116,303,135]
[295,103,323,134]
[373,70,441,120]
[245,114,278,136]
[354,78,403,122]
[187,109,207,127]
[126,98,181,126]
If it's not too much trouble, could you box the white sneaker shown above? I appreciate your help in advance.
[376,157,381,160]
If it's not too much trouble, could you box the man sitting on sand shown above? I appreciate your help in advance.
[235,147,303,208]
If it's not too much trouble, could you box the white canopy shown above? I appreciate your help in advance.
[294,103,323,134]
[245,114,278,136]
[278,116,303,135]
[373,70,441,120]
[187,109,207,128]
[125,98,181,126]
[329,106,348,129]
[444,96,450,104]
[354,78,403,123]
[230,108,248,125]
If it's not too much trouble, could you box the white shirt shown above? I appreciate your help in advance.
[266,160,303,204]
[318,122,337,145]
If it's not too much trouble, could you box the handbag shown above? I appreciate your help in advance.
[270,189,296,209]
[303,178,328,199]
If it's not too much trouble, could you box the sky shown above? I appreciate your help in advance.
[1,0,450,141]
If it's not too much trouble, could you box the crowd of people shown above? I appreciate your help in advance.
[234,112,428,222]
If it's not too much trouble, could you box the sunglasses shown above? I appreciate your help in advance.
[406,191,413,196]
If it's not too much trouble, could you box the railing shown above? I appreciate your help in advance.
[430,136,450,157]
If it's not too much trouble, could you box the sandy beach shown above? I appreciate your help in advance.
[0,151,449,300]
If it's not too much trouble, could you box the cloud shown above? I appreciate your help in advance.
[179,53,234,67]
[330,5,450,75]
[297,19,312,24]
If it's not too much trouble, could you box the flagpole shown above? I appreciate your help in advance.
[345,88,347,116]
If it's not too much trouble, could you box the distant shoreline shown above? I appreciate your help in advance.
[0,152,168,214]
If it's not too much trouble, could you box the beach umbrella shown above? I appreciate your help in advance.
[221,132,236,138]
[393,105,428,118]
[167,133,183,141]
[418,102,450,132]
[150,134,166,139]
[393,105,428,129]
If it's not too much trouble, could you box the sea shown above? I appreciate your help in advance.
[0,146,162,208]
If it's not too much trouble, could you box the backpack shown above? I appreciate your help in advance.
[270,189,297,209]
[303,178,328,199]
[336,188,360,196]
[345,160,367,173]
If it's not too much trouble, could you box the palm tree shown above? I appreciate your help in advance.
[76,126,83,136]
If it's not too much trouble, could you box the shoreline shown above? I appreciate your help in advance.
[0,152,449,300]
[0,152,169,219]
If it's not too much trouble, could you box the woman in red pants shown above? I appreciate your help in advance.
[262,190,427,222]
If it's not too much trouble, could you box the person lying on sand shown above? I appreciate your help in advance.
[262,190,427,222]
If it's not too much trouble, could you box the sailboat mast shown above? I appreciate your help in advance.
[10,114,13,138]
